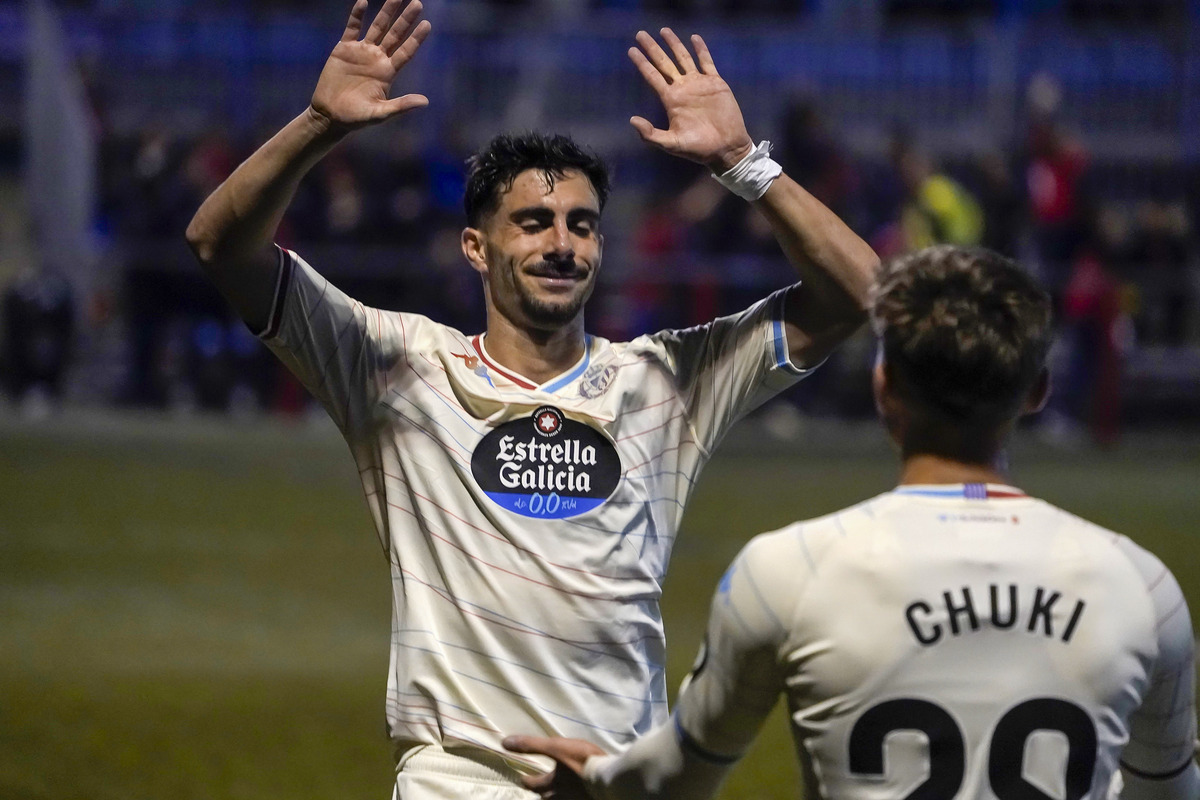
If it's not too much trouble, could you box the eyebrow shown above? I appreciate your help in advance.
[508,206,601,223]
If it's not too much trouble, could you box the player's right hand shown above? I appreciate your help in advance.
[502,735,607,799]
[308,0,431,135]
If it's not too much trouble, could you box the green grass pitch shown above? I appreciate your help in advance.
[2,414,1196,800]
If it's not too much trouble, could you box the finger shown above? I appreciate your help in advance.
[502,734,543,754]
[380,0,423,56]
[340,0,368,42]
[519,771,554,792]
[627,47,668,94]
[389,19,431,69]
[503,734,569,761]
[659,28,697,74]
[365,0,404,45]
[634,30,679,83]
[691,34,719,75]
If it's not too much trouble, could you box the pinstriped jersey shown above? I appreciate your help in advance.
[258,247,809,772]
[664,484,1197,799]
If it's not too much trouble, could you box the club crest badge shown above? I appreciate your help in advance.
[578,363,618,399]
[471,405,621,519]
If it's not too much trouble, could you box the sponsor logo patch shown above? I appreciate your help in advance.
[471,405,621,519]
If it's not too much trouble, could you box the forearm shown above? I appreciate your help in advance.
[185,108,344,327]
[1120,760,1200,800]
[755,173,877,325]
[582,722,730,800]
[187,107,343,265]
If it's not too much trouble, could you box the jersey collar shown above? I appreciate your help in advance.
[472,334,594,394]
[893,483,1028,499]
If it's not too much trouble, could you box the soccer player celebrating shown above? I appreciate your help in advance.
[505,245,1199,800]
[185,1,877,797]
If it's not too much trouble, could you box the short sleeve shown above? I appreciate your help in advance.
[648,286,816,453]
[673,531,799,762]
[581,532,801,800]
[258,247,390,435]
[1114,538,1198,788]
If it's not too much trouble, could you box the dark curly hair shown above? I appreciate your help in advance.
[871,245,1052,425]
[463,132,611,227]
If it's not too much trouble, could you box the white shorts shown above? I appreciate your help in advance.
[392,744,539,800]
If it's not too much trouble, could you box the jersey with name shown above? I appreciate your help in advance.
[258,247,809,771]
[667,484,1197,799]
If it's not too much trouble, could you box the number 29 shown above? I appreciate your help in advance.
[849,697,1097,800]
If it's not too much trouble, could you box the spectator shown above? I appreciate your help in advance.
[2,266,75,417]
[892,140,983,251]
[975,150,1023,259]
[778,97,859,229]
[1050,206,1130,447]
[1126,201,1192,346]
[1024,117,1089,294]
[367,130,436,246]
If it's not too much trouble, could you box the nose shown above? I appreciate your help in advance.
[546,221,574,262]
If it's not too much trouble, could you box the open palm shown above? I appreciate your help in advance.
[310,0,431,133]
[628,29,754,174]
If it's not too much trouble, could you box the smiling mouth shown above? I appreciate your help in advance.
[526,265,587,282]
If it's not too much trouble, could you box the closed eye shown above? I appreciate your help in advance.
[568,210,600,237]
[511,208,553,234]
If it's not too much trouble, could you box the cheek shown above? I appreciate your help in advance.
[579,238,602,264]
[502,242,538,268]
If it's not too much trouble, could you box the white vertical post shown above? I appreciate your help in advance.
[24,0,99,287]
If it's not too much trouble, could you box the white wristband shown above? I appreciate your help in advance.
[711,140,782,201]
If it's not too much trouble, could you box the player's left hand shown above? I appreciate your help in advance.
[502,734,607,799]
[628,29,754,175]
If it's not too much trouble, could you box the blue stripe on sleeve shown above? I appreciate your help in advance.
[673,713,742,766]
[772,293,805,376]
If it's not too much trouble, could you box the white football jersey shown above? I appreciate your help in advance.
[258,247,809,771]
[625,483,1197,799]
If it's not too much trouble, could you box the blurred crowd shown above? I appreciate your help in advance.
[91,97,1199,330]
[623,98,1197,442]
[4,2,1199,440]
[54,0,1193,24]
[10,88,1195,435]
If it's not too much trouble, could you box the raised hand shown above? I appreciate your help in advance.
[502,734,607,800]
[628,29,754,174]
[309,0,432,134]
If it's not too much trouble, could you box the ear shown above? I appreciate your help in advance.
[461,227,489,276]
[873,351,904,448]
[1022,367,1051,416]
[871,350,888,418]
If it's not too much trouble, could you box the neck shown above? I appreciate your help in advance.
[482,313,587,385]
[897,452,1010,487]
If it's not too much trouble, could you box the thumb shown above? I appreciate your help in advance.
[629,116,670,149]
[374,93,429,121]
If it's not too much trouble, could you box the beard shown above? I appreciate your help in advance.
[510,260,595,328]
[517,285,590,326]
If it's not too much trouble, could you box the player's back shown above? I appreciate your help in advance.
[764,483,1180,800]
